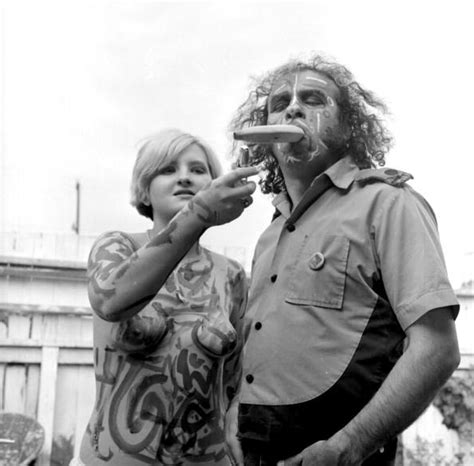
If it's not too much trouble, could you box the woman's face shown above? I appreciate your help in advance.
[148,144,213,223]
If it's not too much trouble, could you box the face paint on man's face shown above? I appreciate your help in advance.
[267,70,343,165]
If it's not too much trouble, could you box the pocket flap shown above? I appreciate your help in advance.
[286,236,349,309]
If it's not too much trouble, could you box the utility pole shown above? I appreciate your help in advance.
[72,180,80,235]
[0,6,6,232]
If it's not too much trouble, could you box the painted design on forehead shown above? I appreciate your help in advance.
[290,73,299,106]
[327,96,335,107]
[306,76,328,86]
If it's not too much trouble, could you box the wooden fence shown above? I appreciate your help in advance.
[0,303,95,466]
[0,232,473,465]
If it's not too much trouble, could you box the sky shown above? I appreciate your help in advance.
[0,0,473,286]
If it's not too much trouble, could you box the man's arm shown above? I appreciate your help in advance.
[284,306,460,466]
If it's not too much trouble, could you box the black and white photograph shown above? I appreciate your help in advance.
[0,1,473,465]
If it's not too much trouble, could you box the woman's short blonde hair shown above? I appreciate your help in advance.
[130,128,223,220]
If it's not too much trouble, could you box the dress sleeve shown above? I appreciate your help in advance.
[371,186,459,330]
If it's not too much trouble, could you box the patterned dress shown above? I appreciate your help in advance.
[78,232,248,465]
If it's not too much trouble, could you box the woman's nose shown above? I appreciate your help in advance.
[177,171,192,186]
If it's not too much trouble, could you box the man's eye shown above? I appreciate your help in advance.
[304,93,324,105]
[270,96,290,113]
[271,102,288,112]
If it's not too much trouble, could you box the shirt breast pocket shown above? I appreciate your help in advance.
[285,235,350,310]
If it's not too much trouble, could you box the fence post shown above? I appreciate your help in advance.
[37,346,59,466]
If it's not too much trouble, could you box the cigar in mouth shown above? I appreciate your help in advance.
[233,125,305,143]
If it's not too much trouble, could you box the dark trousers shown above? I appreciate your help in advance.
[241,438,397,466]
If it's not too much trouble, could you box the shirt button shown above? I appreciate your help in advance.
[286,223,295,232]
[246,374,254,384]
[270,274,277,283]
[254,322,262,330]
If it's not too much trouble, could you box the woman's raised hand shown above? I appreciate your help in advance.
[188,166,259,226]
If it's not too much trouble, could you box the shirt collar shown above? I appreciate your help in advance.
[272,156,359,217]
[324,155,359,190]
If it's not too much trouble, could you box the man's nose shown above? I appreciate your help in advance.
[285,102,305,121]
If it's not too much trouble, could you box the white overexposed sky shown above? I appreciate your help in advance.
[0,0,473,286]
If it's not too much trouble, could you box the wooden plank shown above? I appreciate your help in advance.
[0,312,7,338]
[30,313,44,341]
[57,315,79,343]
[7,314,31,339]
[53,366,79,457]
[0,254,86,270]
[3,365,27,413]
[73,365,95,458]
[40,314,59,344]
[0,364,5,410]
[58,348,94,365]
[0,346,93,365]
[78,314,93,347]
[37,346,59,466]
[25,364,41,418]
[0,347,41,364]
[0,339,92,349]
[0,302,91,316]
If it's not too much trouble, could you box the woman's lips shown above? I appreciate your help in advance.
[174,190,194,196]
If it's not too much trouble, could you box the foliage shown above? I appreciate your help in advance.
[433,371,474,439]
[403,435,464,466]
[51,434,74,466]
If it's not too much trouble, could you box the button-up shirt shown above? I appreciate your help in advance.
[240,156,459,407]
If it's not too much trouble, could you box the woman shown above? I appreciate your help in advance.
[77,129,258,465]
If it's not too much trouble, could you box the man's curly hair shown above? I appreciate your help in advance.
[228,54,393,194]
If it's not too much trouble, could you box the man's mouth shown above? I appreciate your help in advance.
[287,120,309,134]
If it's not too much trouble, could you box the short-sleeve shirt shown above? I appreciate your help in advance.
[238,156,459,448]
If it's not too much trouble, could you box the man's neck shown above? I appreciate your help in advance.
[283,174,313,208]
[282,155,340,208]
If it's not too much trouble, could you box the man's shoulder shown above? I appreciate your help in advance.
[355,167,413,188]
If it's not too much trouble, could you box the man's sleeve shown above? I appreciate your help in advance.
[371,186,459,330]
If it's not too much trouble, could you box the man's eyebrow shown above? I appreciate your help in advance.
[305,76,328,85]
[273,83,288,94]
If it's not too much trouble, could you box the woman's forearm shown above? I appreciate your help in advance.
[89,204,208,321]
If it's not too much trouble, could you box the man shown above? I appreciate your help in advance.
[225,55,460,465]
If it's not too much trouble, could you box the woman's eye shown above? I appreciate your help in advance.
[160,166,175,174]
[191,167,205,174]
